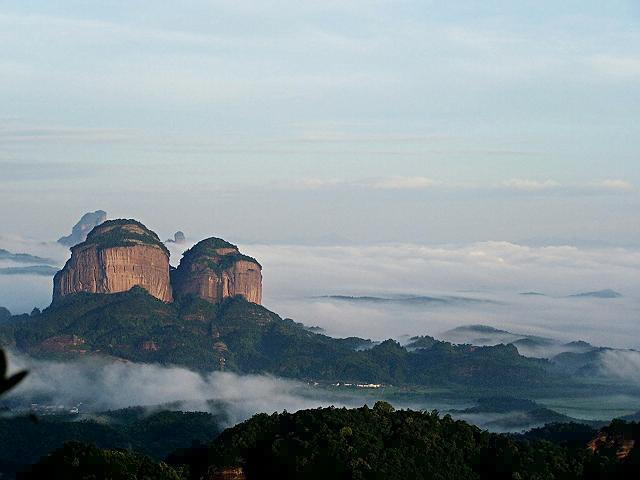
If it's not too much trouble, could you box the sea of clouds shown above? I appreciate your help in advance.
[4,350,363,426]
[1,237,639,350]
[249,242,640,350]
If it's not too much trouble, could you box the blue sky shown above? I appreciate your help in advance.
[1,1,638,245]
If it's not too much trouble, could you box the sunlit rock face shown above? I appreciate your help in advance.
[171,237,262,304]
[53,220,173,303]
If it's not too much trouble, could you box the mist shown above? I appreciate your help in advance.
[253,242,640,350]
[599,349,640,386]
[1,238,639,351]
[4,350,369,426]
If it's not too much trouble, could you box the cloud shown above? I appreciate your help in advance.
[0,266,58,276]
[364,176,441,189]
[0,120,138,146]
[269,176,442,191]
[501,179,561,191]
[589,55,640,79]
[5,351,363,426]
[599,349,640,385]
[499,178,635,195]
[586,179,634,191]
[249,242,640,348]
[271,176,635,195]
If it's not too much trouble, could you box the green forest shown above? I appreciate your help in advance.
[0,288,572,393]
[7,404,640,479]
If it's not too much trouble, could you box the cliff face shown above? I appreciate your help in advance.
[53,220,172,303]
[171,238,262,304]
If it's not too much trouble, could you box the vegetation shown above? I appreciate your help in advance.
[0,408,224,477]
[177,237,262,272]
[519,422,599,449]
[72,219,169,256]
[181,237,237,257]
[3,402,640,478]
[0,348,27,397]
[19,442,184,480]
[169,403,640,479]
[0,288,564,390]
[0,306,11,321]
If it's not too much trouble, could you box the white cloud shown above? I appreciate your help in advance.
[5,352,362,425]
[589,54,640,79]
[270,176,441,191]
[270,177,635,194]
[501,179,561,191]
[0,122,137,145]
[249,242,640,348]
[364,176,441,189]
[587,179,634,191]
[599,349,640,385]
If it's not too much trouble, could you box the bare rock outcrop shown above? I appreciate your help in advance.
[53,220,173,303]
[58,210,107,246]
[171,238,262,304]
[166,231,186,244]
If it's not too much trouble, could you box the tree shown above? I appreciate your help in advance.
[0,348,27,396]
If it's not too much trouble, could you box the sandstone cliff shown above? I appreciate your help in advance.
[53,220,173,303]
[171,237,262,304]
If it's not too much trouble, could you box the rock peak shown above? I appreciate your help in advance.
[53,219,173,303]
[172,237,262,304]
[57,210,107,247]
[75,219,169,256]
[51,223,263,306]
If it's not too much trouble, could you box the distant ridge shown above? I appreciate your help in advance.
[568,289,622,299]
[318,294,498,305]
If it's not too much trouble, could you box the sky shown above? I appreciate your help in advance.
[0,1,638,245]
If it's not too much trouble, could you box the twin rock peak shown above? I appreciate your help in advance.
[52,219,262,305]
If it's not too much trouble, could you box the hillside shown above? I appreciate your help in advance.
[0,288,556,389]
[7,402,640,479]
[170,403,640,479]
[0,408,224,478]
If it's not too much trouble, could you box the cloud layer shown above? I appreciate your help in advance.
[251,242,640,349]
[5,351,362,426]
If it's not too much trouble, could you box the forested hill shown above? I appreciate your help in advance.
[168,404,640,479]
[0,287,555,389]
[10,404,640,479]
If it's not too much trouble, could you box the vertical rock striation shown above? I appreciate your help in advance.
[53,220,173,303]
[171,238,262,304]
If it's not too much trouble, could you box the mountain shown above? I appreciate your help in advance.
[57,210,107,247]
[0,288,555,389]
[450,396,601,431]
[53,219,173,303]
[15,405,640,479]
[0,408,224,478]
[0,266,59,276]
[165,231,186,244]
[167,403,640,480]
[0,249,54,265]
[320,294,497,306]
[171,238,262,304]
[568,289,622,299]
[550,347,640,380]
[53,221,263,306]
[441,324,596,359]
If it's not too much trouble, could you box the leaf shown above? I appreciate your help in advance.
[0,370,28,395]
[0,349,6,377]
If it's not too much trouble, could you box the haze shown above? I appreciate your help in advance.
[1,1,638,246]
